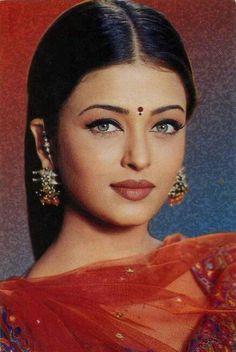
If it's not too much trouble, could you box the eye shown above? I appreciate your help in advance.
[85,118,122,134]
[152,119,185,135]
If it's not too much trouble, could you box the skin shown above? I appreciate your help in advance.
[29,62,187,278]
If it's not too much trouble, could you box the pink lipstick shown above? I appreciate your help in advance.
[110,179,155,201]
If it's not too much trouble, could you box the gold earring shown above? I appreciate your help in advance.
[42,128,52,161]
[32,168,61,206]
[32,128,61,206]
[167,168,189,206]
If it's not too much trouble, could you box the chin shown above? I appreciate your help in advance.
[67,191,164,227]
[91,206,160,228]
[106,216,149,227]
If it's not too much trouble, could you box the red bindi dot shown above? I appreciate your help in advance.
[137,107,144,115]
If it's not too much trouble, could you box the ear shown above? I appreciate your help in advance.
[30,118,54,169]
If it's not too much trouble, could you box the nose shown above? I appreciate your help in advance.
[121,130,151,171]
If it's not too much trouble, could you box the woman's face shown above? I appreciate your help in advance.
[56,62,187,226]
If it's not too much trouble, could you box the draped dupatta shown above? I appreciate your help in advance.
[0,233,236,352]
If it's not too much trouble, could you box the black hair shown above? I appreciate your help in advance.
[25,0,197,258]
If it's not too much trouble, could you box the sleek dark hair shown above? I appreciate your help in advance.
[26,0,197,258]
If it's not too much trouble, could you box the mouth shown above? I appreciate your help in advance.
[110,179,155,201]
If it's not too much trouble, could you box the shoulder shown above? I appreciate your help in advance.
[192,231,236,244]
[160,232,236,292]
[187,233,236,350]
[183,232,236,279]
[191,232,236,270]
[165,231,236,245]
[164,231,236,257]
[162,231,236,262]
[189,232,236,295]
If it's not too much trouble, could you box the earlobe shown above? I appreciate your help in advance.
[30,118,53,169]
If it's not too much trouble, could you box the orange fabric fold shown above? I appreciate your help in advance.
[0,232,236,352]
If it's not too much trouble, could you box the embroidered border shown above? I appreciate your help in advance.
[0,307,31,352]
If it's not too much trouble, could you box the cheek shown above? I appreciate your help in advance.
[151,134,186,189]
[57,132,122,186]
[153,133,185,166]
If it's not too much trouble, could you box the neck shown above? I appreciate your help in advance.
[57,205,159,257]
[53,204,160,264]
[29,206,161,278]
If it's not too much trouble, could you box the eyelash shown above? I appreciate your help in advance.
[151,119,185,135]
[85,119,123,135]
[85,118,184,135]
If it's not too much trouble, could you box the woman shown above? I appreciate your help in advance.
[0,0,235,351]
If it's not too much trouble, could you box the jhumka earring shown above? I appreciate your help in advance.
[32,127,61,206]
[167,168,189,206]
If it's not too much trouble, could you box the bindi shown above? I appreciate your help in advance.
[137,106,144,116]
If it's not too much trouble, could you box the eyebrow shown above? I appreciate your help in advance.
[78,104,185,116]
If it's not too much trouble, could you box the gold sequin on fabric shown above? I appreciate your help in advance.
[176,297,182,302]
[9,315,16,323]
[115,332,124,339]
[115,312,124,319]
[126,267,135,273]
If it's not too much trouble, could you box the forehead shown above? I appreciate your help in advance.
[65,62,187,111]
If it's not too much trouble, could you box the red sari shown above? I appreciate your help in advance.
[0,232,236,352]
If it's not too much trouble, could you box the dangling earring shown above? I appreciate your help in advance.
[42,128,52,162]
[167,168,189,206]
[32,127,61,206]
[32,168,61,206]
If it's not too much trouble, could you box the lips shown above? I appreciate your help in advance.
[110,179,155,201]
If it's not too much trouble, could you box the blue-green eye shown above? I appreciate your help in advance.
[95,123,117,132]
[152,119,184,134]
[86,118,122,133]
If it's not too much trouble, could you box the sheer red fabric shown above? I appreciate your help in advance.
[0,232,236,352]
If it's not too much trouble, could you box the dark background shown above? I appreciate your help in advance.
[0,0,235,279]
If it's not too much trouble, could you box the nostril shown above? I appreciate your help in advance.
[127,163,141,171]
